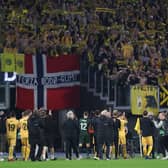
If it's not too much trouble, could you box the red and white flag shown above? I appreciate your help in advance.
[16,54,80,110]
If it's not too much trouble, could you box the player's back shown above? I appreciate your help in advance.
[6,117,18,139]
[119,119,127,133]
[80,118,88,132]
[140,117,154,137]
[19,116,29,138]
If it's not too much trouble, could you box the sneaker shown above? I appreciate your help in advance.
[161,156,168,160]
[66,157,72,160]
[76,157,81,160]
[51,157,57,161]
[94,156,100,160]
[8,158,15,162]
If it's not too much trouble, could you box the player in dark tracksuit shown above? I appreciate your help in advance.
[91,111,100,159]
[111,111,121,159]
[93,111,112,160]
[28,111,43,161]
[63,111,80,160]
[44,111,57,160]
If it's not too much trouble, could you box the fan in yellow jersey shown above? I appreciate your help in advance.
[19,110,31,161]
[6,111,19,161]
[118,112,128,159]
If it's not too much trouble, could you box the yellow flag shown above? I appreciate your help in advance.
[134,117,141,135]
[15,54,25,74]
[131,85,159,116]
[0,53,15,72]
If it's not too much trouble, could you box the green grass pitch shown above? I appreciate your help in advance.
[0,159,168,168]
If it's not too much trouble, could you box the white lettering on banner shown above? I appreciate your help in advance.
[17,76,38,87]
[17,71,80,88]
[4,72,17,82]
[41,73,79,86]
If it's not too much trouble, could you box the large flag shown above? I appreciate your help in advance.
[15,53,25,74]
[131,85,159,116]
[16,54,80,110]
[0,53,15,72]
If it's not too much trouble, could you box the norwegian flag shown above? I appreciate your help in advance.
[16,54,80,110]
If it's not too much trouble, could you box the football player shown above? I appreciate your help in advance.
[6,111,19,161]
[79,112,90,157]
[19,110,31,161]
[118,112,128,159]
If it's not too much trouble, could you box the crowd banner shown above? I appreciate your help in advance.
[0,53,15,72]
[15,53,25,74]
[159,85,168,109]
[16,54,80,110]
[131,85,159,116]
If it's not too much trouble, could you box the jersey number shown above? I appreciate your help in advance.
[8,124,15,132]
[80,123,87,131]
[22,123,27,130]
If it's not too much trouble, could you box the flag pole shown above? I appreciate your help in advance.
[139,134,143,157]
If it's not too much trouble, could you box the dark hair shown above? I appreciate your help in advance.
[83,111,89,117]
[95,110,100,116]
[143,111,148,116]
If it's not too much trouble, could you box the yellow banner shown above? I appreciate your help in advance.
[159,85,168,108]
[0,53,15,72]
[131,85,159,116]
[15,54,25,74]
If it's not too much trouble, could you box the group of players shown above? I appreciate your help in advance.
[1,108,168,161]
[4,109,57,161]
[63,110,128,160]
[63,109,168,160]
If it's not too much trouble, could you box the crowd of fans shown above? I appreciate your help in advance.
[0,0,168,86]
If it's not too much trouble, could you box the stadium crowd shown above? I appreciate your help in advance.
[1,0,168,162]
[0,0,168,86]
[0,109,168,161]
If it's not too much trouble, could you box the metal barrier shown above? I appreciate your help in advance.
[81,64,168,111]
[0,84,10,109]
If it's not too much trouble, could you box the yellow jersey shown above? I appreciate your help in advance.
[6,117,19,139]
[19,116,29,139]
[119,119,128,135]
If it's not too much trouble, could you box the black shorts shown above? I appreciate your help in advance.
[79,133,90,144]
[45,134,55,148]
